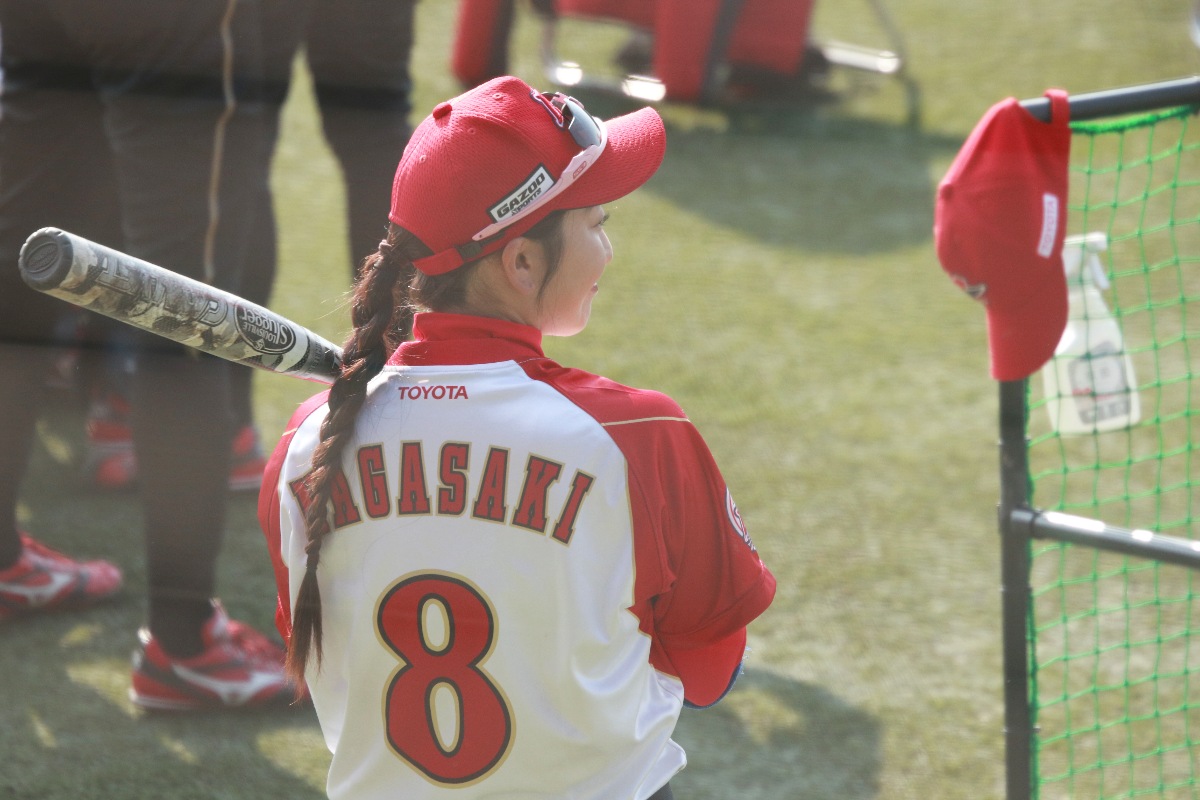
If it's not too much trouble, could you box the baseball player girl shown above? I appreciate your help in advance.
[259,75,776,800]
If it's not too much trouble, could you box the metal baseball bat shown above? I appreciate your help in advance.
[19,227,343,384]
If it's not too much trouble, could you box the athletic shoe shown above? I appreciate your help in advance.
[87,447,138,491]
[84,392,137,491]
[227,425,267,493]
[44,312,88,392]
[0,533,123,621]
[85,399,266,493]
[129,601,298,711]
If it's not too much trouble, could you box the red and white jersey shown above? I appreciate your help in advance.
[259,313,775,800]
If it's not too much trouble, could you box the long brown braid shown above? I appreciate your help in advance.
[284,227,420,685]
[284,212,569,686]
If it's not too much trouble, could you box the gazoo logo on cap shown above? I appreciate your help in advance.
[489,166,554,224]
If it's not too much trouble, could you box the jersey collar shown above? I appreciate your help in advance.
[388,312,546,366]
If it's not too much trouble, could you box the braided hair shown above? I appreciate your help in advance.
[284,226,418,685]
[284,211,569,686]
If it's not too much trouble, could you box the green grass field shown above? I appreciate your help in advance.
[3,3,1197,798]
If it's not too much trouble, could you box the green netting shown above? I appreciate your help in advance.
[1025,105,1200,799]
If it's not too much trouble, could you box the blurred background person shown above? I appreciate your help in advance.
[230,0,419,467]
[0,0,295,711]
[83,0,421,498]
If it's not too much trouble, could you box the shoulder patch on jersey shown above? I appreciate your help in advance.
[726,488,756,552]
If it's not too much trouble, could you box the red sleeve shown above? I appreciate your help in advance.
[617,416,776,706]
[257,391,329,644]
[528,362,777,705]
[521,361,776,707]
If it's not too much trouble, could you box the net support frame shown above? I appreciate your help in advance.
[1019,75,1200,122]
[998,384,1200,800]
[995,75,1200,800]
[998,380,1035,800]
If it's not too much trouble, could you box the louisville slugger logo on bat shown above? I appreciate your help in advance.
[18,227,343,384]
[234,306,298,355]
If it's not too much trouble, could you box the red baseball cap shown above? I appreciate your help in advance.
[934,89,1072,381]
[389,75,667,275]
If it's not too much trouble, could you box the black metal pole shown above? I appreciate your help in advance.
[698,0,746,106]
[997,379,1034,800]
[1028,511,1200,570]
[1020,75,1200,122]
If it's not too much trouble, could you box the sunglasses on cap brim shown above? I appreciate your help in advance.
[470,91,609,242]
[550,92,605,149]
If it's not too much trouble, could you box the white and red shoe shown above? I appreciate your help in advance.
[85,391,266,494]
[84,392,137,491]
[130,601,303,711]
[227,424,268,493]
[0,533,123,621]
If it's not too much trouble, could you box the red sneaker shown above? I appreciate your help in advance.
[88,448,138,491]
[86,411,267,494]
[0,534,123,621]
[84,393,136,491]
[227,425,267,493]
[129,601,300,711]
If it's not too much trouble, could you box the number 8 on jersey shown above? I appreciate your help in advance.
[377,573,514,785]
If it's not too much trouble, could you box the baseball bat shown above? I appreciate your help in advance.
[18,227,343,384]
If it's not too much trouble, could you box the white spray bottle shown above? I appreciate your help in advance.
[1040,232,1140,434]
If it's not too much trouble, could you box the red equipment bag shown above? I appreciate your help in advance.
[452,0,816,103]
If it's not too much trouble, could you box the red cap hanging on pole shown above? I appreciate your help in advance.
[934,89,1072,381]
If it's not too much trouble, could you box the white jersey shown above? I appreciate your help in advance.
[260,313,775,800]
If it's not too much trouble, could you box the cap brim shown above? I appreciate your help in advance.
[985,281,1069,381]
[558,106,666,210]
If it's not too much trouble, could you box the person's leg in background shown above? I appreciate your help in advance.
[81,0,308,496]
[306,0,417,281]
[227,0,311,456]
[230,0,418,445]
[81,0,295,708]
[0,0,124,620]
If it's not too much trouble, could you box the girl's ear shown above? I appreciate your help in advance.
[498,235,546,297]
